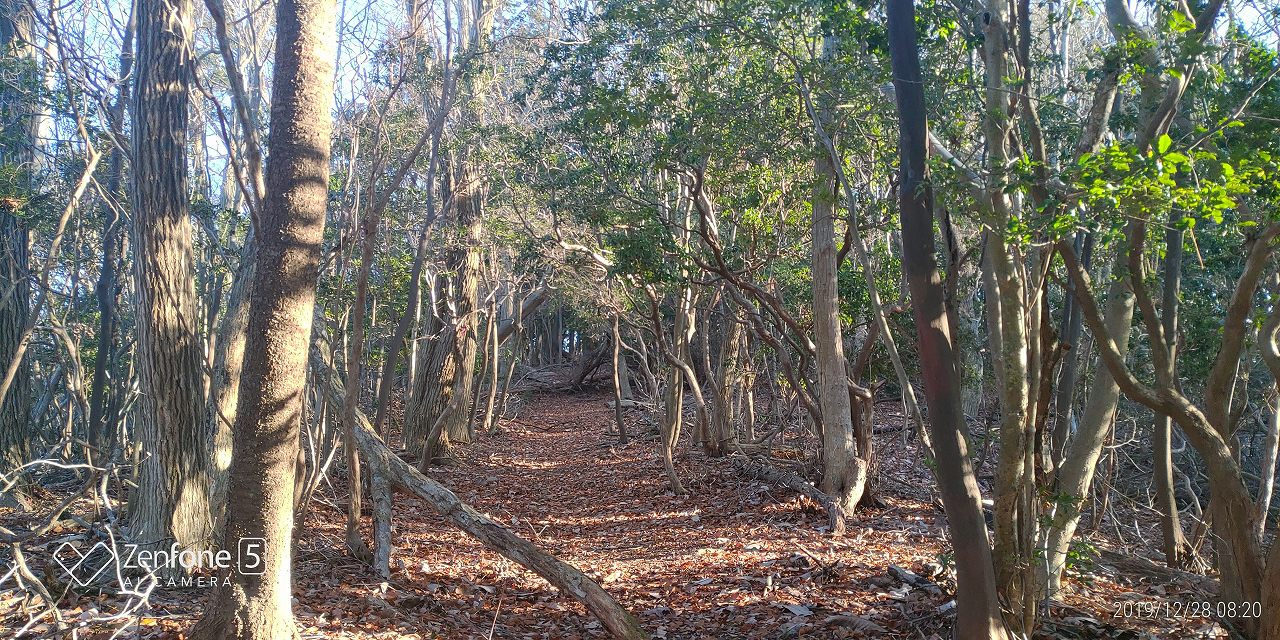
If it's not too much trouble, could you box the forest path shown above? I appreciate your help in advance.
[289,391,940,639]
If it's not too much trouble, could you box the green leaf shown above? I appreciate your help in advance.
[1168,11,1195,33]
[1157,134,1172,155]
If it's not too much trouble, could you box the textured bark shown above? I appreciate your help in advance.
[404,273,452,452]
[189,0,336,632]
[811,37,861,513]
[0,202,28,488]
[986,235,1034,626]
[419,171,483,461]
[1258,394,1279,540]
[471,296,496,433]
[446,185,483,443]
[201,0,269,529]
[708,300,742,455]
[0,0,33,492]
[371,470,391,578]
[974,1,1038,626]
[886,3,1010,637]
[128,0,212,564]
[1262,537,1280,640]
[479,294,502,433]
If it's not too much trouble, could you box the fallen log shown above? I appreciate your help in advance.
[312,350,645,639]
[605,399,652,410]
[1095,548,1216,596]
[731,456,846,535]
[888,564,943,596]
[497,287,549,344]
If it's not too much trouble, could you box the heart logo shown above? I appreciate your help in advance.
[53,541,114,586]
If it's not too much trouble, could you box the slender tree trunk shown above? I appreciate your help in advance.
[128,0,212,565]
[886,5,1010,637]
[612,313,628,443]
[1042,269,1134,596]
[657,290,690,496]
[190,0,336,631]
[87,12,134,466]
[495,296,524,429]
[372,230,429,434]
[1257,392,1279,540]
[1050,232,1092,469]
[206,242,254,533]
[986,235,1035,626]
[1154,227,1190,567]
[468,293,493,434]
[479,294,501,432]
[338,183,380,563]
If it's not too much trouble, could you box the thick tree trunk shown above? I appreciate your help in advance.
[708,299,742,455]
[0,198,29,490]
[189,0,336,632]
[811,41,861,512]
[0,0,34,497]
[421,168,483,460]
[404,273,452,452]
[128,0,212,565]
[886,4,1010,637]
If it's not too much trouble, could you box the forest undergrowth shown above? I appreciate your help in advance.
[1,392,1234,639]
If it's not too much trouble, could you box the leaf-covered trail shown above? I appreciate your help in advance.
[293,391,944,639]
[108,391,1220,639]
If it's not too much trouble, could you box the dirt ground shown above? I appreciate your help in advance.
[2,391,1232,638]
